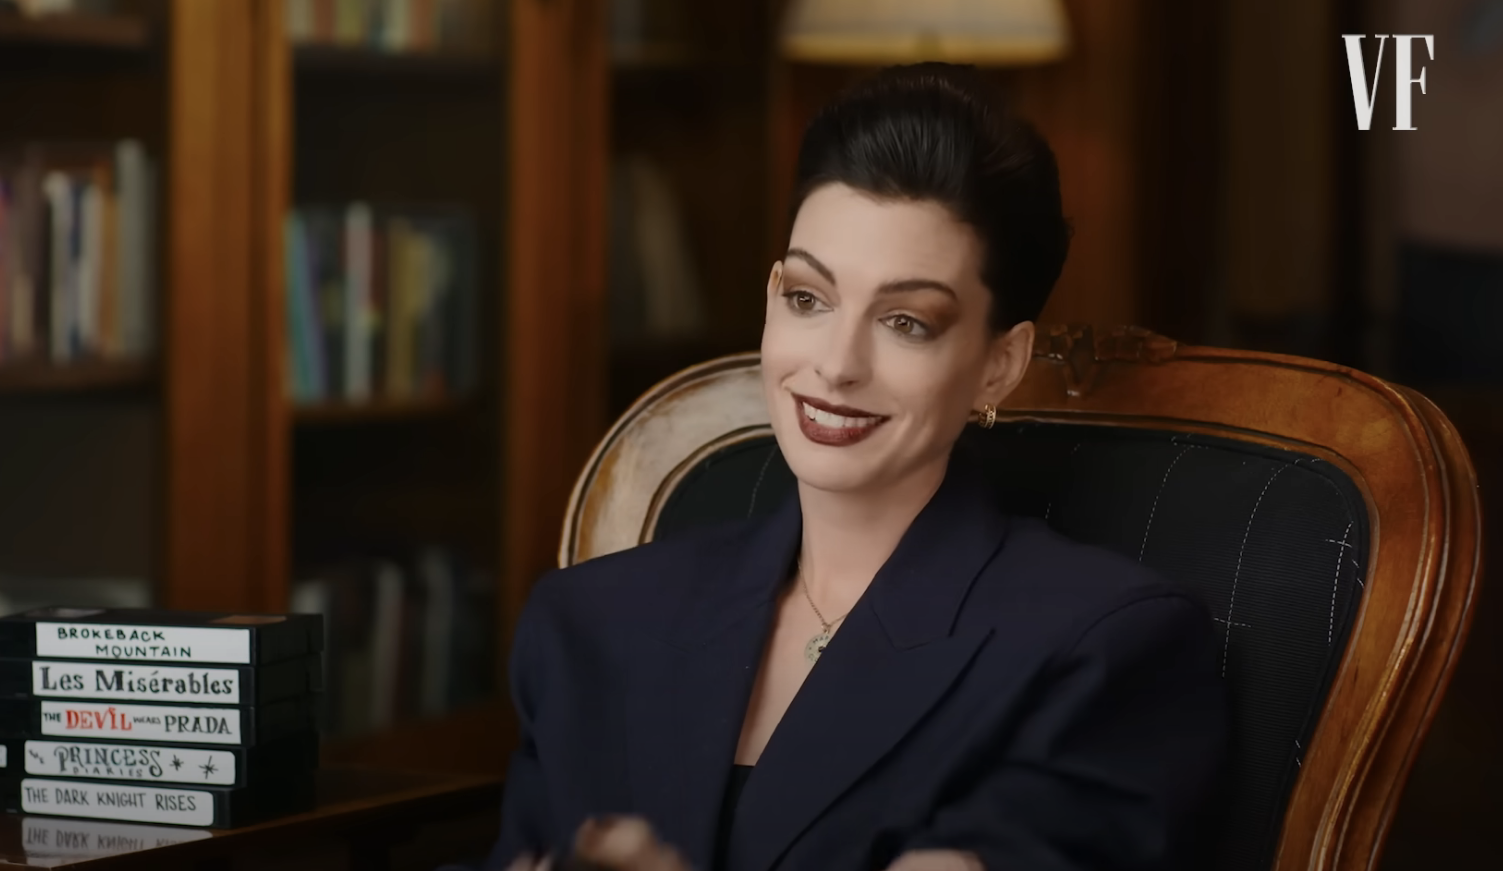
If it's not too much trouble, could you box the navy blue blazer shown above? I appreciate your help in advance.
[479,457,1228,871]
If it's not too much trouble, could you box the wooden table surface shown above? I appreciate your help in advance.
[0,767,503,869]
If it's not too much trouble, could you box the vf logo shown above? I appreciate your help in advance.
[1342,35,1435,130]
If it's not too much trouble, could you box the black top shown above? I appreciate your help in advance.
[713,765,755,871]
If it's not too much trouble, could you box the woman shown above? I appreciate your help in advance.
[486,63,1227,871]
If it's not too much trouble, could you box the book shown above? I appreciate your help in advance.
[285,203,478,404]
[285,0,494,55]
[288,545,495,735]
[0,140,157,366]
[0,655,322,706]
[0,607,324,665]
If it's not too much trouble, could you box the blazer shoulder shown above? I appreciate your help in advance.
[523,517,761,629]
[976,516,1208,633]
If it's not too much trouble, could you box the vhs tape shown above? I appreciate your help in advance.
[0,696,320,746]
[0,607,323,665]
[1,732,318,788]
[2,772,316,828]
[17,816,212,861]
[0,656,323,706]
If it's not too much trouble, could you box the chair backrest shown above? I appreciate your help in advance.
[558,324,1481,871]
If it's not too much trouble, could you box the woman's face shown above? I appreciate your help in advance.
[761,183,1034,496]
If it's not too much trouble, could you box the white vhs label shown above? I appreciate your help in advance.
[36,623,251,664]
[32,661,242,704]
[20,778,215,826]
[21,816,211,859]
[39,701,244,745]
[25,740,238,786]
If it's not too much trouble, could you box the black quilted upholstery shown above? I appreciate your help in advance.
[653,423,1370,871]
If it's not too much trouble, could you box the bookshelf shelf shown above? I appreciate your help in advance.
[0,13,151,50]
[0,359,155,396]
[321,698,513,775]
[610,42,708,70]
[293,45,497,81]
[291,396,474,425]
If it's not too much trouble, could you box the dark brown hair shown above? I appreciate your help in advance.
[790,63,1071,330]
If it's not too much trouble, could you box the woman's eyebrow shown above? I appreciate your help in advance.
[786,248,836,285]
[876,278,957,299]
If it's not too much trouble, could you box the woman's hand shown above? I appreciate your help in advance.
[504,823,979,871]
[569,817,691,871]
[885,849,984,871]
[501,817,688,871]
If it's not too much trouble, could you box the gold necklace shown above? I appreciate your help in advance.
[797,558,849,663]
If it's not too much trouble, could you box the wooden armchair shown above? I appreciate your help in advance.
[557,325,1481,871]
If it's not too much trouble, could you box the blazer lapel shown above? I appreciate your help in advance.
[729,457,1012,871]
[626,494,802,870]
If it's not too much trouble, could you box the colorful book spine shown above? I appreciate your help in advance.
[284,204,478,405]
[0,141,158,367]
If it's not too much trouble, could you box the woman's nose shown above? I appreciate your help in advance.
[813,315,871,388]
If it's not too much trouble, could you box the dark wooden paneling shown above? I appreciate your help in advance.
[161,0,260,611]
[503,0,610,645]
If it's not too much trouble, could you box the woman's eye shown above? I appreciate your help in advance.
[783,290,824,313]
[884,314,931,338]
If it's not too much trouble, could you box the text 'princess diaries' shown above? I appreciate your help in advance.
[23,740,239,786]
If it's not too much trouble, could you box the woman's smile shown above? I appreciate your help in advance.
[792,392,889,447]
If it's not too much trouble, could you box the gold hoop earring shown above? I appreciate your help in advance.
[976,404,997,429]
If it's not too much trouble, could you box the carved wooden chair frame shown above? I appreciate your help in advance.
[558,324,1481,871]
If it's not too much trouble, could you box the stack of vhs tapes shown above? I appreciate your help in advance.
[0,607,323,828]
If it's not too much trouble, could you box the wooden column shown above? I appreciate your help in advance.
[248,0,292,614]
[161,0,268,612]
[503,0,611,638]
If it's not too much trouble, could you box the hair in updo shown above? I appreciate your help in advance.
[790,62,1071,331]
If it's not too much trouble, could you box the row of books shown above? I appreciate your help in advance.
[608,152,707,345]
[0,142,157,366]
[284,204,479,404]
[3,0,115,17]
[284,0,494,54]
[289,547,495,737]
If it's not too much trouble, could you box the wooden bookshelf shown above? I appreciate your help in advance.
[0,360,155,395]
[605,0,773,422]
[320,699,515,776]
[0,0,610,777]
[0,12,150,50]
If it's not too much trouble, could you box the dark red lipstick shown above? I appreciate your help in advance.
[791,393,889,447]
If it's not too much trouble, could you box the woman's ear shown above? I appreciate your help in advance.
[977,320,1035,409]
[763,262,784,326]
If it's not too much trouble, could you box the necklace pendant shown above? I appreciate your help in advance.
[805,630,832,663]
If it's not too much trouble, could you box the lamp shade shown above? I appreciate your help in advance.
[780,0,1070,65]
